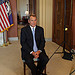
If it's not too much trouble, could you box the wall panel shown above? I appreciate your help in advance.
[8,0,17,38]
[37,0,53,40]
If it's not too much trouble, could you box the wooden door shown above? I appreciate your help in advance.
[53,0,64,44]
[65,0,73,50]
[52,0,73,50]
[29,0,36,15]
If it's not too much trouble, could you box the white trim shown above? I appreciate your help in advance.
[45,38,52,41]
[8,37,18,41]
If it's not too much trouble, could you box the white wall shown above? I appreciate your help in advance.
[36,0,53,41]
[17,0,29,19]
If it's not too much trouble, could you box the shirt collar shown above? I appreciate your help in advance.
[30,26,36,31]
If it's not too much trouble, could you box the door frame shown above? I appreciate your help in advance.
[52,0,56,42]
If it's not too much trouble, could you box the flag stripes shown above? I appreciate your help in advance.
[0,2,11,32]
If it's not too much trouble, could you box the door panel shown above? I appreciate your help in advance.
[52,0,73,50]
[65,0,73,50]
[53,0,64,44]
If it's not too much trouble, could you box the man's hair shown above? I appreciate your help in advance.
[28,14,37,20]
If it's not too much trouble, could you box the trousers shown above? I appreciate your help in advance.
[23,51,49,75]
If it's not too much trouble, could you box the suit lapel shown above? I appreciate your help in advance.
[27,25,38,40]
[27,25,38,46]
[35,26,38,40]
[27,25,33,46]
[27,25,33,38]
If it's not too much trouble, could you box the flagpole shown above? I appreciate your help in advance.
[3,31,8,46]
[0,32,4,47]
[0,0,14,46]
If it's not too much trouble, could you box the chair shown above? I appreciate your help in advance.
[23,58,46,75]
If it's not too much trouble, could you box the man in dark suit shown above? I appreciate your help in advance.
[20,15,49,75]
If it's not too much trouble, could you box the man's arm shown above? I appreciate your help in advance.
[38,28,45,50]
[20,28,32,53]
[34,28,45,58]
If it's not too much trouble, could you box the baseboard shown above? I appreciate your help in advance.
[8,37,18,41]
[8,37,51,41]
[45,38,52,41]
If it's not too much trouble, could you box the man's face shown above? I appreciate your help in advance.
[28,16,37,27]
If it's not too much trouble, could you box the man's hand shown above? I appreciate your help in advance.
[35,51,41,56]
[32,52,38,58]
[32,52,36,56]
[32,51,41,58]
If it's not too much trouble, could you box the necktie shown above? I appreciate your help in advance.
[32,28,38,52]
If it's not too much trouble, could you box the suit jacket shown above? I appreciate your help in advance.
[20,25,45,59]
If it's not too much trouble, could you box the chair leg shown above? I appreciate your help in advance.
[44,66,46,74]
[24,62,26,75]
[24,61,47,75]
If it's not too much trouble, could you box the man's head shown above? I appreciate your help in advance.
[28,15,37,27]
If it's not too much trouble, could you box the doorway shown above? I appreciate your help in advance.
[52,0,73,50]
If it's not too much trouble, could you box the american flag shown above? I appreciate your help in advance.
[0,0,13,32]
